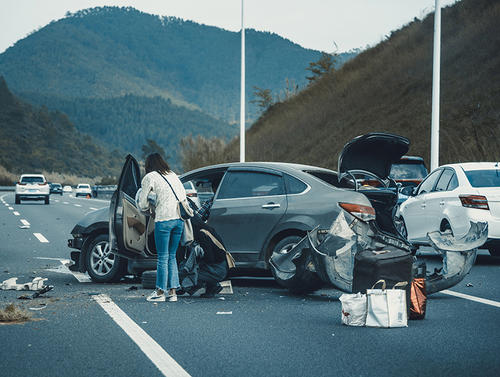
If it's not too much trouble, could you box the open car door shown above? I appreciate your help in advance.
[110,154,153,259]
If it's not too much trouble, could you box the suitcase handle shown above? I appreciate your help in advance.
[371,279,386,290]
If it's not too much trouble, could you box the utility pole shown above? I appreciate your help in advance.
[430,0,441,171]
[239,0,246,162]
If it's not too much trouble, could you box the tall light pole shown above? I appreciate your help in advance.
[430,0,441,171]
[239,0,246,162]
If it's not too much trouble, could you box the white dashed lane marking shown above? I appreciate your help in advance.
[20,219,30,226]
[90,207,98,210]
[33,233,49,243]
[13,211,20,216]
[74,204,82,207]
[8,206,13,210]
[63,202,69,204]
[93,294,191,377]
[35,257,92,283]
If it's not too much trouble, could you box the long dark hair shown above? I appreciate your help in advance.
[145,153,171,174]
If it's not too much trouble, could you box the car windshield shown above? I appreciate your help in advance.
[21,176,44,183]
[390,163,427,179]
[53,184,61,188]
[465,169,500,188]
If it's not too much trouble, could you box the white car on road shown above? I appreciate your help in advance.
[75,183,92,197]
[396,162,500,256]
[15,174,50,204]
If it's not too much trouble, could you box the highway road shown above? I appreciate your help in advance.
[1,191,499,377]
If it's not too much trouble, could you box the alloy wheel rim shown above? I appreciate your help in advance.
[90,241,115,276]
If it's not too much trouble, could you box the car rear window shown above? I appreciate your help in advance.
[21,176,44,184]
[465,170,500,188]
[183,182,194,190]
[390,163,428,180]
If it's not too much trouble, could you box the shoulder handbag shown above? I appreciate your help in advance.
[159,173,194,220]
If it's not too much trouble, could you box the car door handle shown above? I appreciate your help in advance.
[262,203,280,209]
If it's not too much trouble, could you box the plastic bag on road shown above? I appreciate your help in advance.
[339,292,367,326]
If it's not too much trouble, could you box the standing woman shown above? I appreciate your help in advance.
[137,153,186,302]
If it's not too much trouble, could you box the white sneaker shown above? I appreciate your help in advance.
[167,294,178,302]
[147,289,166,302]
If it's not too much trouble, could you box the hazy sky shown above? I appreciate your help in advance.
[1,0,459,54]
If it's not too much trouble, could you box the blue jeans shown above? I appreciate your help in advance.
[154,219,183,291]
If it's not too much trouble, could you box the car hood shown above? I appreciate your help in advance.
[338,133,410,180]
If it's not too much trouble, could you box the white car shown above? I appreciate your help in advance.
[396,162,500,256]
[75,183,92,197]
[183,181,201,208]
[63,185,73,193]
[15,174,50,204]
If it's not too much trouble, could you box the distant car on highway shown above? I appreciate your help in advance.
[15,174,50,204]
[63,185,73,193]
[75,183,92,197]
[183,180,201,208]
[390,156,428,187]
[50,183,63,195]
[396,162,500,256]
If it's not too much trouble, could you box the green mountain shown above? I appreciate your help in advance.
[0,6,354,121]
[20,92,235,167]
[0,76,122,176]
[225,0,500,167]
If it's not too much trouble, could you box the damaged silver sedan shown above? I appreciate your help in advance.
[270,133,488,295]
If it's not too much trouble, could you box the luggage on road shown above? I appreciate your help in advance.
[339,292,367,326]
[409,262,427,320]
[352,246,413,314]
[366,279,408,328]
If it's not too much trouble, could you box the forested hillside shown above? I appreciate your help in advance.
[0,77,122,177]
[0,6,354,122]
[21,93,234,165]
[225,0,500,168]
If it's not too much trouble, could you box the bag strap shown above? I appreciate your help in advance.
[200,229,236,268]
[371,279,386,290]
[158,172,180,202]
[392,281,408,290]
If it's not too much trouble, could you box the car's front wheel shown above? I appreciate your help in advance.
[85,234,127,283]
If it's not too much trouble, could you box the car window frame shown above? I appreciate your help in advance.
[433,168,455,192]
[284,173,311,196]
[216,167,286,200]
[417,168,443,195]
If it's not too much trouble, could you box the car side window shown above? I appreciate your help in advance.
[434,169,454,192]
[284,174,308,194]
[447,174,458,191]
[417,169,442,195]
[217,171,285,199]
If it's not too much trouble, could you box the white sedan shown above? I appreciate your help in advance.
[396,162,500,256]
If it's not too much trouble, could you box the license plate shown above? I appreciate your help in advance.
[29,189,37,192]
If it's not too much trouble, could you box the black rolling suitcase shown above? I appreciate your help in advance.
[352,246,413,313]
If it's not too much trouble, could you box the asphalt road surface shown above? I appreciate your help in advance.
[1,191,499,377]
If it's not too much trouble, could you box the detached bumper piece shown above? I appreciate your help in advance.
[270,212,487,295]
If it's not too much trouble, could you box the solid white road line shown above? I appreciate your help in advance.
[33,233,49,243]
[93,294,191,377]
[20,219,30,226]
[442,290,500,308]
[13,211,20,216]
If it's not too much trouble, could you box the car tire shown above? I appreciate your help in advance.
[85,234,127,283]
[45,196,50,205]
[440,220,453,236]
[142,270,157,289]
[271,235,324,294]
[15,195,20,204]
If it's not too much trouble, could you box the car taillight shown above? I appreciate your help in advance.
[187,192,198,197]
[339,202,376,222]
[38,182,47,186]
[459,195,489,210]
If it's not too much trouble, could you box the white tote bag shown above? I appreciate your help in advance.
[366,280,408,328]
[339,292,367,326]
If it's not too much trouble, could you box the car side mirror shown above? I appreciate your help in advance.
[400,186,416,196]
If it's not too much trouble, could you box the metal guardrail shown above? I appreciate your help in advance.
[0,186,14,191]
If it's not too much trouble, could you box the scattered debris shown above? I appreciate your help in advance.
[141,321,147,324]
[466,283,474,287]
[127,286,138,291]
[1,277,47,291]
[218,297,226,301]
[0,303,32,323]
[29,304,47,311]
[216,311,232,315]
[32,285,53,299]
[220,280,233,294]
